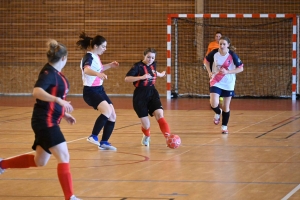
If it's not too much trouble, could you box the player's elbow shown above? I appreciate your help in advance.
[238,66,244,73]
[124,77,130,82]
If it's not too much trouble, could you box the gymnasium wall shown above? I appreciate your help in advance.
[0,0,299,96]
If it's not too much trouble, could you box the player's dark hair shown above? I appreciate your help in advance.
[76,32,106,50]
[46,39,67,63]
[215,31,222,35]
[143,48,156,56]
[220,36,236,51]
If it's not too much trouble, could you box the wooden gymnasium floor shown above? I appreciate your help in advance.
[0,96,300,200]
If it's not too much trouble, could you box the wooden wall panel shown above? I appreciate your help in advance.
[0,0,299,96]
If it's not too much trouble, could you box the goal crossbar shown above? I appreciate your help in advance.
[166,13,298,100]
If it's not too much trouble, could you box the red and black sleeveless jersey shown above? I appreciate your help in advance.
[126,60,157,87]
[31,63,69,128]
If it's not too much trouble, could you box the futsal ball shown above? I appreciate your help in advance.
[166,134,181,149]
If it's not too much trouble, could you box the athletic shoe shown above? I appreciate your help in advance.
[0,158,5,174]
[213,108,222,125]
[164,132,170,138]
[221,125,228,134]
[69,195,82,200]
[87,134,100,146]
[141,135,150,146]
[99,141,117,151]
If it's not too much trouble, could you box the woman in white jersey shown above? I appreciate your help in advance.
[204,36,243,134]
[76,32,119,150]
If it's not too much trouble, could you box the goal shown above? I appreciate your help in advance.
[166,14,298,100]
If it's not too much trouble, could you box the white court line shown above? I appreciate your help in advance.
[6,137,87,159]
[7,136,222,180]
[224,111,300,200]
[224,151,300,200]
[281,184,300,200]
[118,138,221,179]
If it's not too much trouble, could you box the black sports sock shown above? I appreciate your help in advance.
[91,114,109,136]
[211,106,221,114]
[222,111,230,126]
[101,121,115,141]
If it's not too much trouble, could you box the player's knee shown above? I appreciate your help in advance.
[210,102,219,108]
[109,111,117,121]
[99,106,113,118]
[153,109,164,120]
[35,159,48,167]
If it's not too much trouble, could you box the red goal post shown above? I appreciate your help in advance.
[166,13,298,100]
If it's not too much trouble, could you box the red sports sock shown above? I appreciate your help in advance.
[1,154,37,169]
[57,163,74,200]
[141,126,150,137]
[157,118,170,138]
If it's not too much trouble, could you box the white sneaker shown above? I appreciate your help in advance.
[213,108,222,125]
[69,195,82,200]
[0,158,5,174]
[141,135,150,146]
[87,135,100,146]
[98,141,117,151]
[221,125,228,134]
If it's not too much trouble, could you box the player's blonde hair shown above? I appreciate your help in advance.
[46,39,67,63]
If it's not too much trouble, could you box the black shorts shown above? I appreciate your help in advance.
[210,86,235,97]
[83,86,112,110]
[31,125,66,154]
[133,87,163,118]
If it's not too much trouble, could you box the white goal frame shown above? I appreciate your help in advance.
[166,13,298,100]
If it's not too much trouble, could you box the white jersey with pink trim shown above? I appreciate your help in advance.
[80,52,103,86]
[206,49,243,91]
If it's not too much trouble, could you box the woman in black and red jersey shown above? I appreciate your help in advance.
[0,40,80,200]
[125,48,171,147]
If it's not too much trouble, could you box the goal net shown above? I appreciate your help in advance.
[166,14,298,99]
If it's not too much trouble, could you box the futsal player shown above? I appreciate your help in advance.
[76,32,119,150]
[204,36,243,134]
[125,48,172,146]
[0,39,81,200]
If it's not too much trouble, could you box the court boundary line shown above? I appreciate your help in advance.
[281,184,300,200]
[232,111,286,135]
[256,116,300,138]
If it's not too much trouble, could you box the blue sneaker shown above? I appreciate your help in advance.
[0,158,5,174]
[99,141,117,151]
[87,135,100,146]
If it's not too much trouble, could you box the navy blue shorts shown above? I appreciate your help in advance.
[210,86,235,97]
[133,87,163,118]
[83,86,112,110]
[32,125,66,154]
